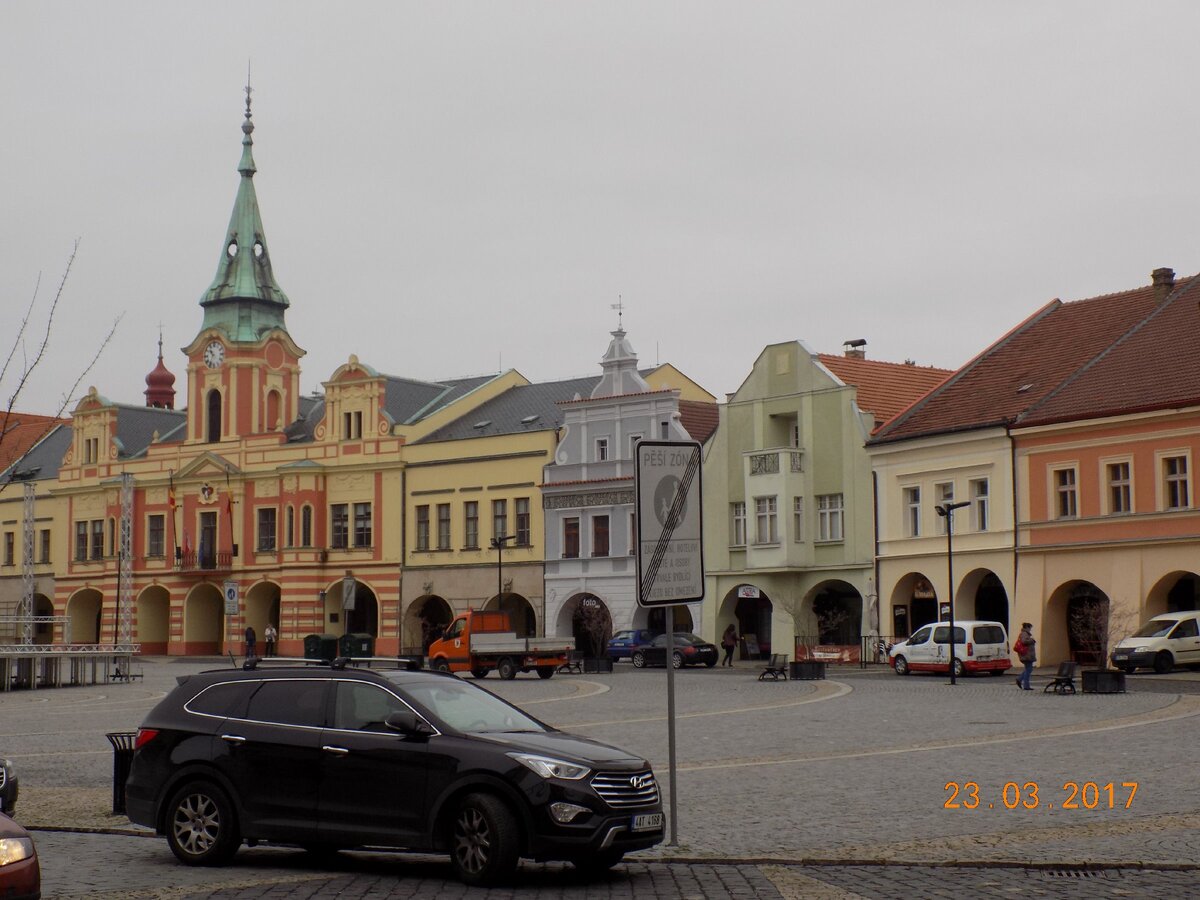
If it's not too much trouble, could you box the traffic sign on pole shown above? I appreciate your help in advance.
[222,581,239,616]
[635,440,704,607]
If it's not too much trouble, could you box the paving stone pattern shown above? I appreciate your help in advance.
[4,658,1199,898]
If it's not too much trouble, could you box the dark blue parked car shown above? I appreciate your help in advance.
[607,629,659,660]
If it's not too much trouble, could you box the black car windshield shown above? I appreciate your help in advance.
[391,676,548,734]
[1132,619,1176,638]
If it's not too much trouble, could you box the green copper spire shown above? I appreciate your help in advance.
[199,81,290,341]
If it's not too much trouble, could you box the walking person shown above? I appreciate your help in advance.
[244,624,257,659]
[721,623,739,667]
[1014,622,1036,690]
[263,623,277,658]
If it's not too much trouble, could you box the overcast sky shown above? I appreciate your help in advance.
[4,2,1198,416]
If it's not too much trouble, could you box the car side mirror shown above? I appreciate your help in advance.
[385,711,435,737]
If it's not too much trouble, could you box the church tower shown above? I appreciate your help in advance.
[182,85,305,443]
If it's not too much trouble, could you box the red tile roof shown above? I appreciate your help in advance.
[1020,276,1200,426]
[817,355,952,429]
[870,277,1185,443]
[0,411,65,476]
[679,399,720,444]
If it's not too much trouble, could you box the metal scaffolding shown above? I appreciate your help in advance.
[20,482,34,645]
[118,472,133,648]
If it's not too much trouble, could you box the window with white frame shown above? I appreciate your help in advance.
[904,486,921,537]
[148,515,165,557]
[415,505,430,551]
[563,517,580,558]
[817,494,844,542]
[354,502,372,547]
[515,498,531,545]
[492,499,508,541]
[332,504,349,549]
[935,482,955,534]
[792,496,804,542]
[1164,456,1189,509]
[790,421,801,448]
[731,502,746,546]
[1054,467,1078,518]
[595,438,609,462]
[1107,462,1131,514]
[754,496,778,544]
[970,478,989,531]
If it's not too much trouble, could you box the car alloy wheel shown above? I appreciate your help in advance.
[672,652,683,669]
[451,793,519,886]
[632,651,646,668]
[893,655,909,676]
[165,781,239,866]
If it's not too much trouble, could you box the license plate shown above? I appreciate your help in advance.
[631,813,663,832]
[1113,652,1128,659]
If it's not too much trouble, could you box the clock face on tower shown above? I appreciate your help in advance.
[203,341,226,369]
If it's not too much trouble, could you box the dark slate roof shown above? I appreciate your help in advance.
[285,394,326,443]
[417,375,602,442]
[383,374,497,426]
[870,276,1179,444]
[1,423,72,483]
[1019,275,1200,426]
[113,405,188,458]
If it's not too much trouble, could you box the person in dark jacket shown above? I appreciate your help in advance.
[245,625,257,659]
[721,623,739,667]
[1015,622,1036,690]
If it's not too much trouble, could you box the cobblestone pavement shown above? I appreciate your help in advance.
[4,658,1198,898]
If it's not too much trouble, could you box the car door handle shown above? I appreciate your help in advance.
[220,734,246,744]
[322,745,349,756]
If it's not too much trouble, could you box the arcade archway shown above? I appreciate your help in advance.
[959,568,1009,630]
[66,588,102,644]
[485,592,536,637]
[1146,571,1200,619]
[556,594,613,656]
[183,583,224,654]
[406,595,454,650]
[1046,580,1110,666]
[33,593,54,645]
[718,585,773,658]
[135,585,170,654]
[889,573,938,638]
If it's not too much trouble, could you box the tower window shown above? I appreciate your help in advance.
[206,390,222,443]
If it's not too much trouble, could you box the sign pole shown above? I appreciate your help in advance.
[665,604,678,846]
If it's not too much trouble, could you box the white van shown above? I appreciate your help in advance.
[889,620,1011,677]
[1110,612,1200,674]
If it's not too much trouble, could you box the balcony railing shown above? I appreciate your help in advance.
[748,449,804,475]
[176,550,233,572]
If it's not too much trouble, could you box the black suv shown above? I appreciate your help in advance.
[125,660,663,885]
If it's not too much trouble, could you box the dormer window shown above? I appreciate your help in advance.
[343,410,363,440]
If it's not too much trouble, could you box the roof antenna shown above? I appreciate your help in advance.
[610,295,624,329]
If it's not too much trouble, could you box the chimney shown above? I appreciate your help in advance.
[1152,267,1175,303]
[843,338,867,360]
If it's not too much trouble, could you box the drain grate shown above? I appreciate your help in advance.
[1042,867,1107,879]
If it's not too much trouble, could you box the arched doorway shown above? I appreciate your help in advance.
[33,593,54,645]
[66,589,102,644]
[345,581,378,636]
[183,583,224,655]
[960,569,1009,630]
[1146,571,1200,619]
[406,595,454,651]
[556,594,613,657]
[135,585,170,654]
[808,580,863,645]
[889,573,937,638]
[485,592,536,637]
[646,606,694,633]
[1046,580,1110,667]
[245,581,281,642]
[718,585,772,658]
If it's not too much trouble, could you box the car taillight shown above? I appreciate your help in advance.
[134,728,160,750]
[966,642,973,656]
[684,646,696,655]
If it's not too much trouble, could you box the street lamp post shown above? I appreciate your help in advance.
[935,500,970,685]
[490,534,517,606]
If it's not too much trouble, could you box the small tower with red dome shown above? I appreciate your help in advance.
[145,331,177,409]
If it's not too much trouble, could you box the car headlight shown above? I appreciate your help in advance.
[0,837,34,866]
[509,753,590,780]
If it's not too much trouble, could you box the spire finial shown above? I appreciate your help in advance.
[610,295,624,329]
[244,61,253,117]
[157,324,164,361]
[237,68,256,176]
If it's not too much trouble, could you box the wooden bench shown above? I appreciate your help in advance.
[758,653,788,681]
[557,650,583,675]
[1044,661,1077,694]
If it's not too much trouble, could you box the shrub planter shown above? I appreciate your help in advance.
[1081,669,1126,694]
[583,657,614,674]
[789,660,826,680]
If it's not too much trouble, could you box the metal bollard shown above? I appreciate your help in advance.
[105,732,137,815]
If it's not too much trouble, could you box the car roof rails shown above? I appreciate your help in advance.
[328,655,424,672]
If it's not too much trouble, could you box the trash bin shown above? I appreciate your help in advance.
[339,632,375,658]
[106,731,137,815]
[303,633,339,662]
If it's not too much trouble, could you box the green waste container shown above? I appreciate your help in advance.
[339,633,375,658]
[303,633,339,662]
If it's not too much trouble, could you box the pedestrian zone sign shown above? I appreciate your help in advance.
[635,440,704,607]
[222,581,239,616]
